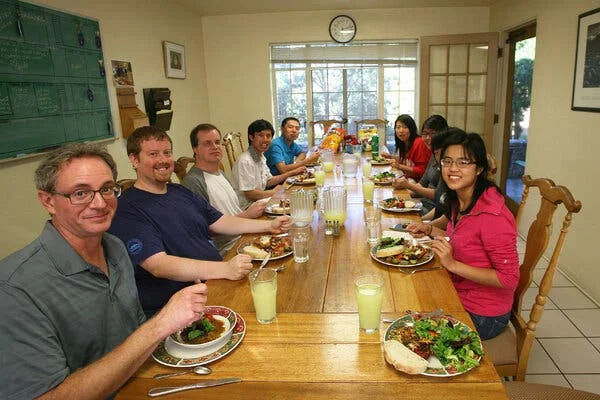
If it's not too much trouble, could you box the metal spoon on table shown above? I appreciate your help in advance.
[153,365,212,380]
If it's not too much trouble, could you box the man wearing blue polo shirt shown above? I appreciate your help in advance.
[265,117,320,175]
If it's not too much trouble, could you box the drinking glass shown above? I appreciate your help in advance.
[363,204,382,244]
[362,180,375,203]
[290,189,314,226]
[342,154,359,178]
[361,160,372,178]
[249,268,277,324]
[321,149,334,173]
[355,274,384,333]
[314,166,325,187]
[292,224,310,263]
[323,186,347,229]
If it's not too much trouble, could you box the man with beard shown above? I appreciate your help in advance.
[109,126,292,317]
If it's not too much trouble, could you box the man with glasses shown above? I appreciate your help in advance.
[0,143,208,399]
[182,123,266,255]
[109,126,291,317]
[265,117,319,175]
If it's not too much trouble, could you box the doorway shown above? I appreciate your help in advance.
[501,23,536,213]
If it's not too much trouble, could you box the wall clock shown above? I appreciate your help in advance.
[329,15,356,43]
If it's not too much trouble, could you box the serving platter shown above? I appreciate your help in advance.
[384,312,483,377]
[152,308,246,367]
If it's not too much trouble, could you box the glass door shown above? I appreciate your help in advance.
[501,23,536,213]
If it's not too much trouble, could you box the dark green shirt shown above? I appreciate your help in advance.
[0,222,145,400]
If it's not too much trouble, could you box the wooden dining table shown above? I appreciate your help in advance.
[116,160,509,399]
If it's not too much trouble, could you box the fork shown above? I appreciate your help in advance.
[399,266,442,275]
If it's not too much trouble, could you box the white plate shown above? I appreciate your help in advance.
[370,244,434,268]
[236,236,293,261]
[287,177,316,185]
[152,308,246,367]
[380,198,423,213]
[384,312,483,377]
[265,205,290,215]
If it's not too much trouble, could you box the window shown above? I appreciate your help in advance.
[271,41,418,149]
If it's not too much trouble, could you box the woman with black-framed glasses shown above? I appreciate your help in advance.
[410,129,519,340]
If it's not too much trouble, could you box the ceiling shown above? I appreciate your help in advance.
[175,0,497,17]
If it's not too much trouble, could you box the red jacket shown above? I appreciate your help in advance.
[446,187,520,317]
[403,137,431,180]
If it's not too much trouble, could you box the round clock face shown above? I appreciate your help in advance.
[329,15,356,43]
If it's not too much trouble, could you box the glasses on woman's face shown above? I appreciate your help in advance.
[440,157,475,169]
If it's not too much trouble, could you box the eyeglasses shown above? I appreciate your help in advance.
[440,157,475,169]
[52,185,122,205]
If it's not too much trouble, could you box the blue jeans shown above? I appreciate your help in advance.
[468,311,511,340]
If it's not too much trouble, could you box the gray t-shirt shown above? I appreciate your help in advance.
[418,156,440,214]
[0,222,145,399]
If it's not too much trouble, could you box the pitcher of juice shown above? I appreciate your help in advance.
[323,186,347,226]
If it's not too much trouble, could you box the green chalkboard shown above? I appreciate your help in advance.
[0,0,114,160]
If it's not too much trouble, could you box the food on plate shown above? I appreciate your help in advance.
[383,340,429,375]
[269,199,291,214]
[380,197,418,209]
[372,171,396,184]
[374,237,430,265]
[295,171,315,182]
[177,315,225,344]
[371,155,388,163]
[243,235,293,258]
[387,316,483,374]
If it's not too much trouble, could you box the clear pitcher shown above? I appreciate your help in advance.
[290,189,314,226]
[323,186,347,227]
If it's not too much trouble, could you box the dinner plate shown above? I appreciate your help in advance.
[384,312,483,377]
[373,178,394,185]
[236,236,293,261]
[369,245,433,268]
[287,177,316,185]
[379,198,423,213]
[265,205,291,215]
[152,309,246,367]
[371,159,391,165]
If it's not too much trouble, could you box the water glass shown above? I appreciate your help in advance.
[355,274,384,333]
[290,189,314,226]
[249,268,277,324]
[363,204,382,223]
[361,160,372,178]
[342,154,359,178]
[366,221,382,245]
[362,180,375,203]
[292,225,310,263]
[314,166,325,187]
[321,149,334,173]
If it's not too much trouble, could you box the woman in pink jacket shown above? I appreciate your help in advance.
[410,129,519,339]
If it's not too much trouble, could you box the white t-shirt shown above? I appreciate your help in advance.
[232,150,272,209]
[204,171,242,215]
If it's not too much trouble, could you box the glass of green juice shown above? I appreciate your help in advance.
[354,274,384,333]
[249,268,277,324]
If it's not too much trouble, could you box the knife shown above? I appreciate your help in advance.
[147,377,242,397]
[389,222,409,231]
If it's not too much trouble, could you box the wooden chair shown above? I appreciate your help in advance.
[223,131,244,167]
[487,153,498,181]
[354,118,388,134]
[483,175,582,381]
[173,156,195,182]
[503,381,600,400]
[117,178,136,191]
[310,118,347,144]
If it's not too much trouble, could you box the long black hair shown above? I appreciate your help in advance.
[439,129,500,219]
[393,114,418,159]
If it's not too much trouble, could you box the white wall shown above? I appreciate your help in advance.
[490,0,600,302]
[0,0,209,257]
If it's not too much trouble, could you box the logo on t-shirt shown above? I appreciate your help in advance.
[126,238,143,255]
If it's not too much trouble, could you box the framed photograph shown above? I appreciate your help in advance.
[111,60,134,87]
[572,8,600,112]
[163,41,186,79]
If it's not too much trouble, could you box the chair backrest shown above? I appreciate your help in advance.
[173,156,195,182]
[117,178,136,191]
[310,118,347,144]
[355,119,388,147]
[486,153,498,181]
[499,175,582,380]
[503,381,600,400]
[223,131,244,167]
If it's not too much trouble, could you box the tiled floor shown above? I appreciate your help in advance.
[516,236,600,394]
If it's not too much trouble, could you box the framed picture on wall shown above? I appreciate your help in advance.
[163,41,186,79]
[572,7,600,112]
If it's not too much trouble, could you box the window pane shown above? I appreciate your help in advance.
[347,91,362,116]
[449,44,468,73]
[447,106,466,129]
[363,91,377,115]
[276,70,291,94]
[399,67,415,90]
[384,92,400,116]
[430,45,447,74]
[347,68,362,90]
[429,76,447,104]
[312,70,327,92]
[291,70,306,92]
[468,75,486,103]
[384,67,399,90]
[313,93,327,115]
[469,44,488,73]
[466,105,485,134]
[329,93,343,115]
[277,92,291,116]
[399,91,415,115]
[363,68,377,90]
[291,94,306,115]
[328,69,343,92]
[448,76,467,103]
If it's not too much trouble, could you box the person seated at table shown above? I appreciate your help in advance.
[0,143,208,400]
[265,117,320,175]
[392,115,448,214]
[109,126,291,316]
[232,119,305,209]
[408,130,519,340]
[182,123,266,256]
[381,114,431,180]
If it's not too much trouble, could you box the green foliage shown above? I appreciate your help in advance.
[511,58,534,139]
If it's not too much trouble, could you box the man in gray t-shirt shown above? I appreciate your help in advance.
[0,143,208,399]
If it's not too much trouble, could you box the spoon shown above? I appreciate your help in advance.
[270,264,287,272]
[153,365,212,380]
[258,252,272,270]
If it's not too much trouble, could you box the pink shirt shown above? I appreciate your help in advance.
[446,187,520,317]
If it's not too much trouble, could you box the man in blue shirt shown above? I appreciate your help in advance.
[265,117,320,175]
